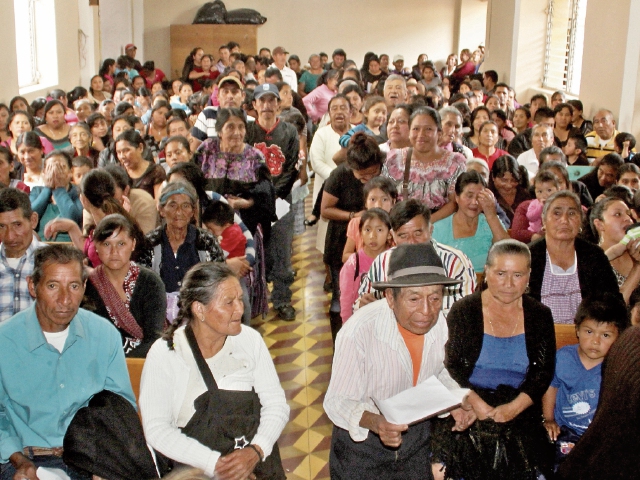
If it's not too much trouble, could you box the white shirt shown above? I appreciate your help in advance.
[272,63,298,91]
[43,328,69,353]
[517,148,540,179]
[324,300,459,442]
[139,326,289,476]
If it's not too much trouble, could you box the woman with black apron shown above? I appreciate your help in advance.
[139,263,288,480]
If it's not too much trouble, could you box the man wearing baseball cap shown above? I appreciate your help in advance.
[270,46,297,91]
[246,84,300,320]
[124,43,142,71]
[190,76,251,148]
[324,243,474,478]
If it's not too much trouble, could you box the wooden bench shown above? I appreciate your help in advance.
[554,324,578,350]
[126,358,145,403]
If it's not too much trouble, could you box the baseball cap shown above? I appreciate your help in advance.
[272,46,289,56]
[393,55,404,63]
[253,83,280,100]
[217,76,244,89]
[125,44,136,51]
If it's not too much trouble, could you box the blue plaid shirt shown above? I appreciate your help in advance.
[0,236,46,323]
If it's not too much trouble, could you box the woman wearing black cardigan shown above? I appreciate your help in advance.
[432,239,555,480]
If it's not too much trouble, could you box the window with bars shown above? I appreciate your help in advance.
[13,0,58,93]
[543,0,587,95]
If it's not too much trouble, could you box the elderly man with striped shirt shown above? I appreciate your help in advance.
[354,199,475,316]
[324,242,475,479]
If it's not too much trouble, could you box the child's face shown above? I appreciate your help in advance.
[534,181,558,204]
[562,138,578,157]
[204,221,227,238]
[366,187,394,212]
[366,102,387,129]
[576,318,619,365]
[361,217,390,253]
[72,165,91,185]
[618,172,640,193]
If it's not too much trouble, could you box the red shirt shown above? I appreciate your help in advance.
[471,147,508,170]
[220,223,246,259]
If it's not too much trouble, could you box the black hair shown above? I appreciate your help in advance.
[533,170,560,188]
[72,156,93,170]
[491,154,521,181]
[16,131,44,151]
[469,106,491,136]
[328,94,351,112]
[31,244,87,287]
[567,133,588,159]
[618,163,640,181]
[214,108,247,134]
[455,170,487,195]
[0,187,32,218]
[492,109,507,122]
[410,106,442,130]
[359,208,391,233]
[575,293,629,333]
[114,101,134,117]
[9,96,33,116]
[45,150,73,170]
[363,176,398,203]
[539,161,570,189]
[615,132,636,151]
[166,162,212,215]
[103,164,132,189]
[164,135,191,154]
[99,58,116,78]
[484,70,498,83]
[6,111,36,138]
[264,67,283,81]
[533,107,555,122]
[43,100,66,121]
[67,86,88,106]
[202,201,235,227]
[539,145,566,165]
[599,153,625,172]
[0,146,13,166]
[115,129,144,148]
[346,132,385,171]
[389,199,431,231]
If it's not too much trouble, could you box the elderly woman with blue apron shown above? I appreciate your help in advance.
[139,263,289,479]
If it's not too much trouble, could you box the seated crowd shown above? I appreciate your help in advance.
[1,38,640,480]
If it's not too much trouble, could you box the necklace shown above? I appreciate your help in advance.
[488,316,519,337]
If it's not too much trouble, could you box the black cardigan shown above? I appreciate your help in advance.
[528,237,621,304]
[82,266,167,358]
[445,291,556,404]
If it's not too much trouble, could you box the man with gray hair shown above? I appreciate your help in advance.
[383,74,408,110]
[517,123,555,179]
[586,109,620,164]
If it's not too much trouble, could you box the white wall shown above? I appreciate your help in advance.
[78,0,101,89]
[143,0,485,77]
[0,1,20,104]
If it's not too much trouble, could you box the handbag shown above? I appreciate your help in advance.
[402,147,414,200]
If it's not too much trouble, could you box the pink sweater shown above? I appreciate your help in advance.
[339,249,375,323]
[302,84,335,122]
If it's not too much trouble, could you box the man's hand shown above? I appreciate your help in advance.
[450,407,476,431]
[358,293,377,307]
[361,411,408,448]
[10,452,38,480]
[214,447,260,480]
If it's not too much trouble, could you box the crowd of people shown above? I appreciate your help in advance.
[0,37,639,480]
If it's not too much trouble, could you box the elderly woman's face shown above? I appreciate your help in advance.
[218,116,246,152]
[485,253,530,305]
[543,196,582,242]
[161,193,195,228]
[94,228,136,272]
[197,277,244,338]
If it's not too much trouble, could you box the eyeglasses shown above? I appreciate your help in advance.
[165,202,194,212]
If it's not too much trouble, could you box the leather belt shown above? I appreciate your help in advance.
[23,446,64,457]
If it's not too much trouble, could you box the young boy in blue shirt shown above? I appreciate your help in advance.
[542,293,629,470]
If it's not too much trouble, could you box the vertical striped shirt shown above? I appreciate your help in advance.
[324,301,459,441]
[0,236,46,323]
[354,240,476,316]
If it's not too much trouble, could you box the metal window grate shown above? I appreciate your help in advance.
[14,0,41,89]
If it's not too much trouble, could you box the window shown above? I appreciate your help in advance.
[543,0,587,95]
[13,0,58,94]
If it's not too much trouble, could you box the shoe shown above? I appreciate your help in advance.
[304,216,318,227]
[275,305,296,321]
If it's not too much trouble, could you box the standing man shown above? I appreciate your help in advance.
[494,82,515,121]
[270,46,298,91]
[0,244,135,479]
[325,49,347,71]
[0,188,46,323]
[324,243,474,479]
[482,70,498,96]
[586,109,620,164]
[215,44,231,74]
[356,200,475,315]
[124,43,142,71]
[246,84,300,320]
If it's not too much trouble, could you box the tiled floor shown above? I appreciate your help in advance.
[252,190,332,480]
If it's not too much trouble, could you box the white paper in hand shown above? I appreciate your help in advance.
[36,467,71,480]
[374,376,469,425]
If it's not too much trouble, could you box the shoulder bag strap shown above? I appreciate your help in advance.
[403,147,413,200]
[184,324,219,393]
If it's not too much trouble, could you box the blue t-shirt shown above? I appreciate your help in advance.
[469,333,529,390]
[551,344,601,435]
[432,214,496,273]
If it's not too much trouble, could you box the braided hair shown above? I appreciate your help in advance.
[163,262,238,349]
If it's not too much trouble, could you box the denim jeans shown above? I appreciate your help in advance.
[265,205,295,308]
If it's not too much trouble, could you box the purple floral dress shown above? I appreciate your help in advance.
[382,148,466,210]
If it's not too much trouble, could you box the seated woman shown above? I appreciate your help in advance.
[82,214,165,358]
[2,110,53,156]
[35,100,71,150]
[44,169,145,267]
[591,197,640,303]
[16,132,46,188]
[143,101,170,160]
[488,154,532,224]
[383,106,466,222]
[137,181,224,293]
[471,121,508,169]
[528,191,621,323]
[30,150,82,243]
[139,263,288,479]
[462,106,490,149]
[432,171,509,273]
[433,239,556,480]
[67,123,100,166]
[0,146,29,193]
[115,129,166,199]
[197,108,275,241]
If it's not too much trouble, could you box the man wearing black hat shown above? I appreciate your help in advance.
[246,84,300,321]
[324,243,474,479]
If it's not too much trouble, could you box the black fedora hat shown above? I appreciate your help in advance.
[372,243,462,290]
